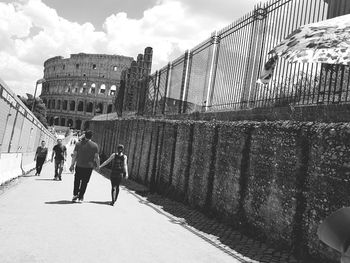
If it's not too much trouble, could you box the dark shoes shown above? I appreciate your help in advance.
[72,196,79,203]
[109,201,115,206]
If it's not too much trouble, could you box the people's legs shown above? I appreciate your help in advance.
[36,157,45,175]
[110,175,122,205]
[57,160,64,180]
[54,160,59,179]
[77,168,93,200]
[73,167,83,197]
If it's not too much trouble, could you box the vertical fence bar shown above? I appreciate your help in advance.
[205,31,220,111]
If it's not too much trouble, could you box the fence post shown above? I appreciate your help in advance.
[152,71,159,115]
[205,31,220,112]
[162,63,171,115]
[178,51,190,114]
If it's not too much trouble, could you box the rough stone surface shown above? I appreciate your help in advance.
[90,118,350,263]
[244,122,301,249]
[306,123,350,262]
[171,121,194,201]
[157,121,177,193]
[138,120,153,184]
[188,122,216,209]
[211,122,251,222]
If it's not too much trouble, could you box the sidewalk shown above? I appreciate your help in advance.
[0,160,298,263]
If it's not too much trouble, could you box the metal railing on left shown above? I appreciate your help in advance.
[0,77,56,182]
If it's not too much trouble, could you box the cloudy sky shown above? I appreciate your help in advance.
[0,0,261,95]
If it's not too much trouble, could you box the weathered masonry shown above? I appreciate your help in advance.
[40,48,153,130]
[91,118,350,263]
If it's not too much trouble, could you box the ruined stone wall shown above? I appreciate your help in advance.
[91,118,350,263]
[40,53,134,129]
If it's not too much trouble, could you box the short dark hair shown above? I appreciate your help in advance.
[41,140,45,143]
[85,130,93,139]
[57,139,62,142]
[117,144,124,150]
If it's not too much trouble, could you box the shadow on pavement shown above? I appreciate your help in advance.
[45,200,74,205]
[88,201,111,206]
[123,186,298,263]
[36,179,55,181]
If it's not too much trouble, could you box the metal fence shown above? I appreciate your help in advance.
[142,0,350,116]
[0,78,56,158]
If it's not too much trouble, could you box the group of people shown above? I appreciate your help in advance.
[34,130,128,206]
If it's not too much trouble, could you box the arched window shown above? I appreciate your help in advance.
[70,101,76,111]
[47,99,51,109]
[60,118,66,126]
[95,102,103,114]
[51,100,56,109]
[86,102,93,113]
[99,84,106,94]
[78,101,84,111]
[110,85,117,96]
[107,104,113,113]
[67,119,73,127]
[57,100,61,110]
[63,100,68,110]
[43,99,47,107]
[89,83,96,94]
[76,120,82,130]
[113,66,118,71]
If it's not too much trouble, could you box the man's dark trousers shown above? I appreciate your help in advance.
[73,166,93,199]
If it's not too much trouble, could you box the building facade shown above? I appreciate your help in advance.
[40,53,135,130]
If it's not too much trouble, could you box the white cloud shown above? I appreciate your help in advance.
[0,0,258,95]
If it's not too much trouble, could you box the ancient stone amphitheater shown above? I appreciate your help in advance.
[40,47,152,130]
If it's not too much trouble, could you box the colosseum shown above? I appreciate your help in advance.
[40,47,152,130]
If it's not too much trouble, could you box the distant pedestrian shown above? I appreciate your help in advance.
[69,130,100,203]
[51,139,67,181]
[100,144,128,206]
[34,141,48,176]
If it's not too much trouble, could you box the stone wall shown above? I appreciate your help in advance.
[91,118,350,263]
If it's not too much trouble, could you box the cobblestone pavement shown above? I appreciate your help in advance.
[121,179,299,263]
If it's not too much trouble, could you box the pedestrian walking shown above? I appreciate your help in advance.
[100,144,128,206]
[69,130,100,203]
[34,140,48,176]
[51,139,67,181]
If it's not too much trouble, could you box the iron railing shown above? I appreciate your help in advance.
[140,0,350,116]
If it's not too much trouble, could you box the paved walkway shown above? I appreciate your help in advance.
[0,149,298,263]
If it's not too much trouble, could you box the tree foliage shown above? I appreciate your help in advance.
[18,94,48,128]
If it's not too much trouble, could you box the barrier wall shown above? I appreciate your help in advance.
[91,118,350,262]
[0,78,56,185]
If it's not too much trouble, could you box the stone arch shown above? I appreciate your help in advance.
[75,119,82,130]
[89,83,96,94]
[83,121,90,130]
[86,102,93,113]
[54,117,59,125]
[107,104,113,113]
[110,85,117,96]
[67,119,73,128]
[95,102,103,114]
[77,101,84,112]
[60,118,66,126]
[70,101,76,111]
[57,100,61,110]
[99,84,106,94]
[63,100,68,110]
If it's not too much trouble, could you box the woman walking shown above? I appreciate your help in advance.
[34,141,48,176]
[100,144,128,206]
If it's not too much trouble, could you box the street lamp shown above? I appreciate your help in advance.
[32,78,46,112]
